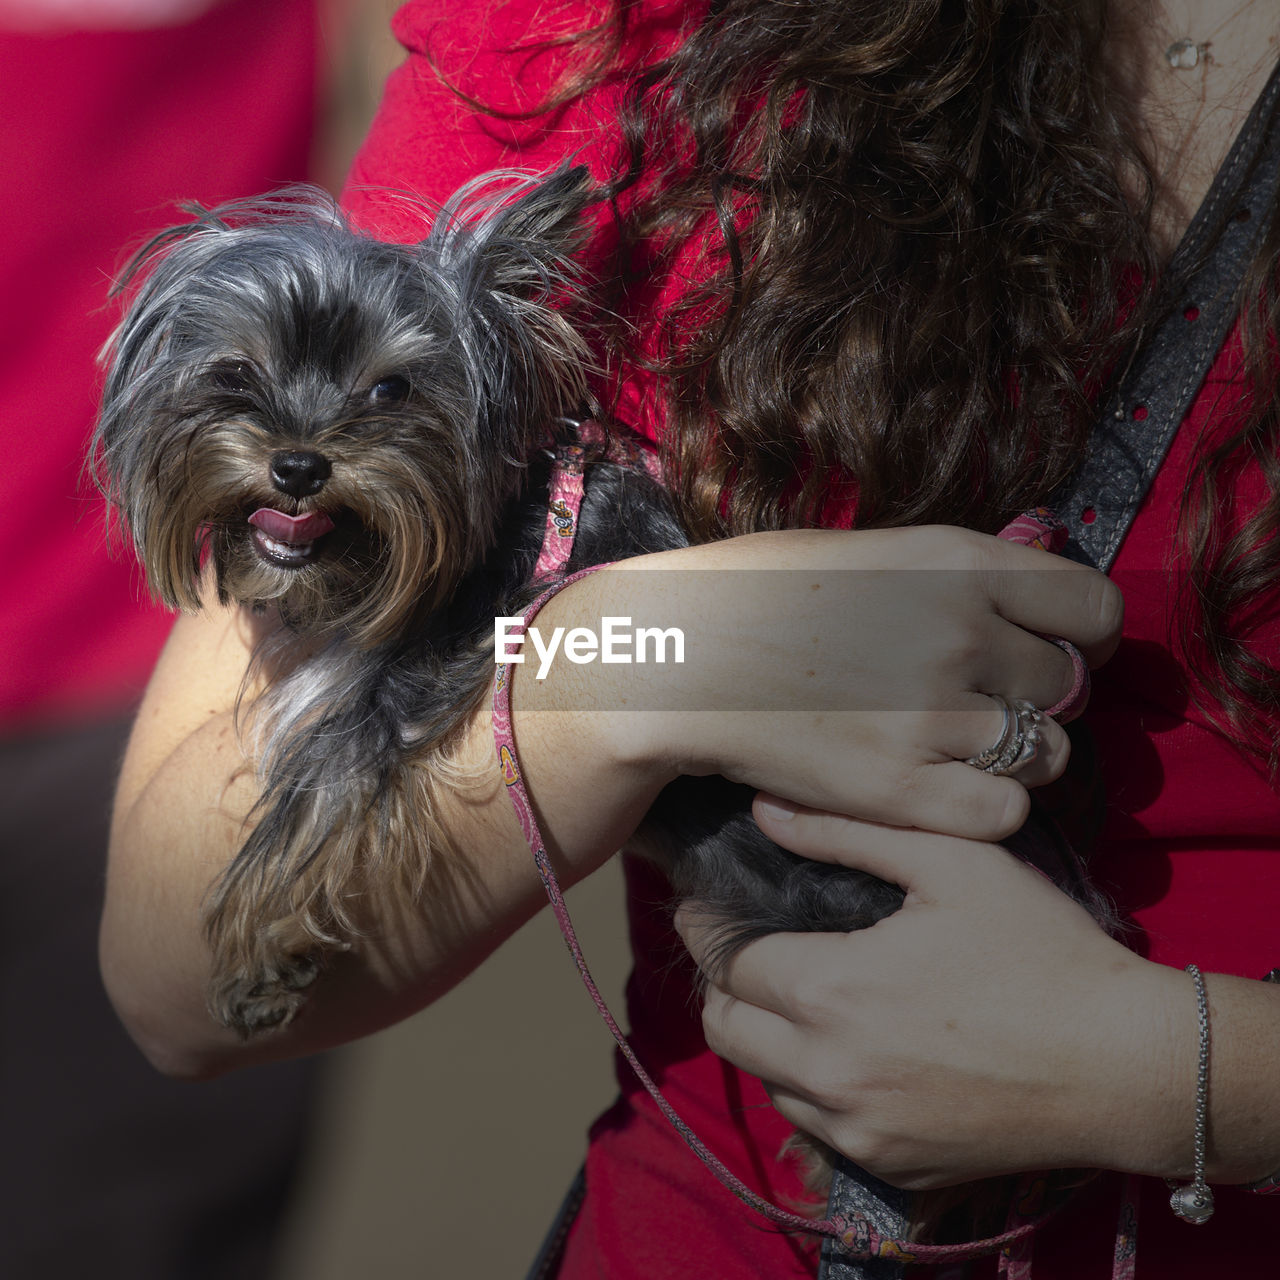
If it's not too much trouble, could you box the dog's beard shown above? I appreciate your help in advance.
[129,408,502,650]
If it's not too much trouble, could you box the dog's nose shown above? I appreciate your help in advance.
[270,450,331,498]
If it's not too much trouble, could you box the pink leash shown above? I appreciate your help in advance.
[495,431,1114,1269]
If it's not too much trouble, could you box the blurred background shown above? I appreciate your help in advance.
[0,2,631,1275]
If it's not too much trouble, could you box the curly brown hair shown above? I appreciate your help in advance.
[451,0,1280,767]
[608,0,1149,531]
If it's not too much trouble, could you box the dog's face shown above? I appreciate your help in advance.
[114,245,483,649]
[94,176,592,649]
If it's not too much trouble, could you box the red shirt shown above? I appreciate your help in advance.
[346,4,1280,1274]
[0,0,319,729]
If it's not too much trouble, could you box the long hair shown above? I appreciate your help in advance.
[449,0,1280,766]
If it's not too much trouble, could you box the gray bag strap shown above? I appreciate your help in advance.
[820,57,1280,1280]
[1056,55,1280,571]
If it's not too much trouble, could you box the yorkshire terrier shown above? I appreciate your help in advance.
[95,166,1110,1244]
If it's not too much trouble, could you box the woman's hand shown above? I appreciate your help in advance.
[530,524,1123,845]
[675,797,1194,1190]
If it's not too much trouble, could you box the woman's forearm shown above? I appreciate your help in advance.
[100,527,1120,1076]
[1185,970,1280,1186]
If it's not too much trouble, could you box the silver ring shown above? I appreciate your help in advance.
[963,696,1044,776]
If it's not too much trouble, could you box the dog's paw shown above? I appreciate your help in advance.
[210,952,320,1038]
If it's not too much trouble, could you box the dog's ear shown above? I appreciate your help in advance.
[418,166,599,434]
[476,165,595,298]
[428,165,596,303]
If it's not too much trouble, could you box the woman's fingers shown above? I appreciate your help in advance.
[793,735,1035,840]
[971,618,1089,721]
[959,529,1125,668]
[696,967,807,1075]
[683,917,860,1020]
[674,812,1160,1187]
[694,974,886,1167]
[747,797,1014,889]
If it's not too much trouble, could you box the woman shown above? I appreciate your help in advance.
[101,0,1280,1275]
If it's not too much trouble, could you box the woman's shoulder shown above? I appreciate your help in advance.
[343,0,640,235]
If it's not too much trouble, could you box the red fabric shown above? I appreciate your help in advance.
[345,0,697,445]
[346,4,1280,1274]
[0,0,319,729]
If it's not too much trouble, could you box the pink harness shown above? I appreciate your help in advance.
[532,419,663,582]
[493,428,1126,1275]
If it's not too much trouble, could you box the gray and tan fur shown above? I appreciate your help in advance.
[94,165,925,1036]
[94,170,605,1031]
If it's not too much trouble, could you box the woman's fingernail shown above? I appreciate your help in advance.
[755,794,797,823]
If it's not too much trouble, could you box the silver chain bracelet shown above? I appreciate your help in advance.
[1168,964,1214,1224]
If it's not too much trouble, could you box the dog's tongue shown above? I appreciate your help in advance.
[248,508,335,543]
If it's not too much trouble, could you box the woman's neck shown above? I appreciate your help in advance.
[1110,0,1280,252]
[1111,1,1280,251]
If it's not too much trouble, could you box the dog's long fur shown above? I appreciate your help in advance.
[96,172,621,1027]
[95,169,1112,1240]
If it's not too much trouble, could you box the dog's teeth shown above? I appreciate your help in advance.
[255,531,314,564]
[263,536,311,557]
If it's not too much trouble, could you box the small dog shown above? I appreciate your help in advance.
[95,167,1109,1242]
[94,166,856,1033]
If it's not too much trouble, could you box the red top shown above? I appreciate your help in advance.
[0,0,319,730]
[346,3,1280,1274]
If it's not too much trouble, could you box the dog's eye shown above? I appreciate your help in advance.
[369,375,411,403]
[209,360,254,394]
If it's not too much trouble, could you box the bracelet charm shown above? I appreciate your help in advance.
[1169,1182,1214,1224]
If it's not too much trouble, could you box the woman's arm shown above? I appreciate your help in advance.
[679,800,1280,1188]
[101,583,661,1078]
[101,525,1122,1078]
